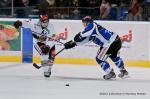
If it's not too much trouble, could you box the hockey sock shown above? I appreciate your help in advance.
[111,57,124,69]
[96,57,112,73]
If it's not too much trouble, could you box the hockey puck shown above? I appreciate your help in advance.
[65,84,69,86]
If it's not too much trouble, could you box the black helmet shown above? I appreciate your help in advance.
[82,16,93,23]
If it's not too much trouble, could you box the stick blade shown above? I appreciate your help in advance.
[33,63,41,69]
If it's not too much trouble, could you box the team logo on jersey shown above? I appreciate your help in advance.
[41,28,49,36]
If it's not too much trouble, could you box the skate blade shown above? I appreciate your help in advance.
[33,63,41,69]
[104,76,117,80]
[105,77,117,81]
[119,75,130,79]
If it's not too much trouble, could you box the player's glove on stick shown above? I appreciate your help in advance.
[64,40,76,49]
[39,35,47,42]
[14,20,22,28]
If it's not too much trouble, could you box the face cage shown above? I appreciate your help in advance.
[41,21,49,28]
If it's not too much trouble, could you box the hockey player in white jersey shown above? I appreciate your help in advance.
[64,16,129,80]
[14,14,56,77]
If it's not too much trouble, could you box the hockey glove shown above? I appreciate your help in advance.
[14,20,22,28]
[64,40,76,49]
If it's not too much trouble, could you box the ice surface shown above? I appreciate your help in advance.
[0,63,150,99]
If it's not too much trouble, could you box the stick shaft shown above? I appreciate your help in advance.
[54,48,65,56]
[33,48,65,69]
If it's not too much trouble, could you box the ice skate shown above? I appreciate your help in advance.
[118,69,129,78]
[44,72,51,78]
[103,69,116,80]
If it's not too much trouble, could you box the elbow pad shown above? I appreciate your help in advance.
[74,33,86,42]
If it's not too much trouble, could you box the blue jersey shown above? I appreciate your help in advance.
[76,22,117,47]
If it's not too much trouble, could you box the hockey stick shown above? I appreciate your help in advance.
[33,47,65,69]
[54,47,65,56]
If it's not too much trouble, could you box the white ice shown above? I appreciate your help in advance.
[0,63,150,99]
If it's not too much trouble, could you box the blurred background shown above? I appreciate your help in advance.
[0,0,150,21]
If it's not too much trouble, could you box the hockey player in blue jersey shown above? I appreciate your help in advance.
[64,16,128,80]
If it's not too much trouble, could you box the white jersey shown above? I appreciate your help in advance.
[22,20,56,48]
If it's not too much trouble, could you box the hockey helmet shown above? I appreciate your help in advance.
[39,14,49,28]
[82,16,93,23]
[39,14,49,22]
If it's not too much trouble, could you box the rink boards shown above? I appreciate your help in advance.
[0,18,150,68]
